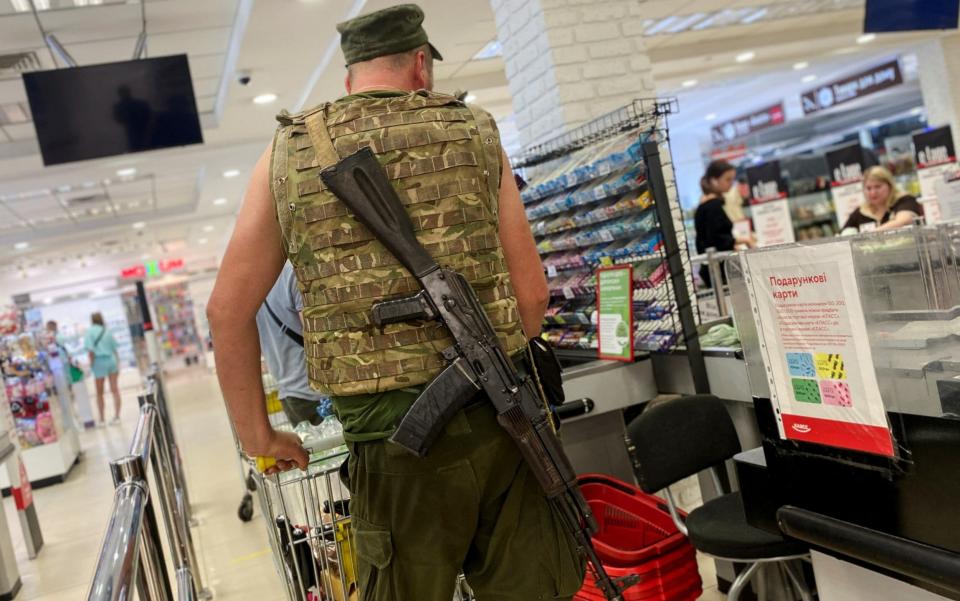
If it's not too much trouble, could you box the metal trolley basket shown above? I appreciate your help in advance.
[235,375,475,600]
[257,448,358,601]
[253,443,475,601]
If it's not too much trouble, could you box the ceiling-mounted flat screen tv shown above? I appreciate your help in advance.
[23,54,203,166]
[864,0,959,32]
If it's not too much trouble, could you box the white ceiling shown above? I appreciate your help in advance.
[0,0,954,302]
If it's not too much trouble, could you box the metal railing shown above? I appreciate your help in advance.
[690,248,738,318]
[86,370,211,601]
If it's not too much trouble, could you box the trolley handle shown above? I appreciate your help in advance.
[255,433,347,473]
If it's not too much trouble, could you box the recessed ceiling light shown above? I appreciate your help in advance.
[868,119,882,127]
[116,167,137,178]
[253,93,278,105]
[223,169,240,178]
[203,225,214,232]
[472,39,502,61]
[43,298,53,305]
[132,221,146,229]
[198,238,209,245]
[793,61,809,70]
[802,74,817,83]
[213,197,228,206]
[14,242,28,251]
[736,51,756,63]
[682,79,698,88]
[705,113,718,121]
[464,93,477,103]
[857,33,876,44]
[910,107,924,116]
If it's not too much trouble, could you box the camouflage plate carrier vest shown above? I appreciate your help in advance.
[270,90,527,396]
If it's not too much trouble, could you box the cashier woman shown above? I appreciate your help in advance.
[840,166,923,234]
[694,160,754,287]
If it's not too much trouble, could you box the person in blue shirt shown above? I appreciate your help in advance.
[255,262,326,425]
[83,312,122,426]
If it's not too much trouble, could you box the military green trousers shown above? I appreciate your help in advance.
[346,402,586,601]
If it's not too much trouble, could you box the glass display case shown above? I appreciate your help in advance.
[729,223,960,426]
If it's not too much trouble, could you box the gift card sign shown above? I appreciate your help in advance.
[742,241,894,457]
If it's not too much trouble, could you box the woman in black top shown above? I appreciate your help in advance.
[694,160,753,287]
[840,166,923,234]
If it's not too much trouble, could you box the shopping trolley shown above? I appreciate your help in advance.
[229,374,475,600]
[257,447,357,601]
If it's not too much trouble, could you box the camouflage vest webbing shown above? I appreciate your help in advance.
[270,90,526,396]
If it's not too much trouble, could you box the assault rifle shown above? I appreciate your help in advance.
[320,147,637,601]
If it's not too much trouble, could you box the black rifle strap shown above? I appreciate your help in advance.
[264,301,305,347]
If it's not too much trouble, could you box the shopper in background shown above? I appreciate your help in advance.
[840,166,923,234]
[695,160,754,287]
[207,4,581,600]
[255,262,325,426]
[84,312,122,426]
[44,320,78,430]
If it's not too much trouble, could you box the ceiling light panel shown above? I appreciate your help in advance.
[472,40,502,61]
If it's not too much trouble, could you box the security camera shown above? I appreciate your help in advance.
[236,70,252,86]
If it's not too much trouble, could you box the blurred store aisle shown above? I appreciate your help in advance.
[2,367,724,601]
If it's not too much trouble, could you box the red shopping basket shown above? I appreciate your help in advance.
[575,474,702,601]
[577,559,702,601]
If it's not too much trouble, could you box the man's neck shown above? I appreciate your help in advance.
[350,84,412,94]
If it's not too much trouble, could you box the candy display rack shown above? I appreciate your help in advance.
[517,98,701,370]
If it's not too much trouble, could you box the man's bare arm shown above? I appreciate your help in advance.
[207,143,307,469]
[497,151,549,338]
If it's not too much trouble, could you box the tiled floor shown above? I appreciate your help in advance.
[3,368,727,600]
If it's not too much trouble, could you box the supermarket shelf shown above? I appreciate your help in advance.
[533,202,653,238]
[522,161,642,205]
[545,263,593,274]
[549,288,594,299]
[538,226,660,255]
[527,179,649,221]
[792,215,836,229]
[544,250,664,275]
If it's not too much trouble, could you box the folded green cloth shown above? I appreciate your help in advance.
[699,323,740,348]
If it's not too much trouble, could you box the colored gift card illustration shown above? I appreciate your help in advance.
[792,378,821,404]
[815,353,846,380]
[786,353,816,378]
[819,380,852,407]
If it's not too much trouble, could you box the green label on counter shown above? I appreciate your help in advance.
[597,265,633,361]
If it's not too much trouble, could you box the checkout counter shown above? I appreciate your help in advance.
[723,225,960,600]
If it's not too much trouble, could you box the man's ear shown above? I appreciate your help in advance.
[344,73,352,94]
[415,50,428,88]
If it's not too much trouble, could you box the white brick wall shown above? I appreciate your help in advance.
[491,0,657,148]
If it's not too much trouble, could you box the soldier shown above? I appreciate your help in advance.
[207,4,584,600]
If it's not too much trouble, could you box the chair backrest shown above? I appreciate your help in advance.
[626,395,742,494]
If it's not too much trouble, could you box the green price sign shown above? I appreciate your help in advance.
[597,265,634,362]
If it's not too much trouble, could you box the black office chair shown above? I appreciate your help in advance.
[626,395,814,601]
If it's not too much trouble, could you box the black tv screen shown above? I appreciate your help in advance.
[23,54,203,166]
[865,0,959,32]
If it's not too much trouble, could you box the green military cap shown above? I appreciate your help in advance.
[337,3,444,66]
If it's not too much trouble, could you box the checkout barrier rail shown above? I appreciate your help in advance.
[690,249,737,318]
[778,506,960,596]
[86,374,211,601]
